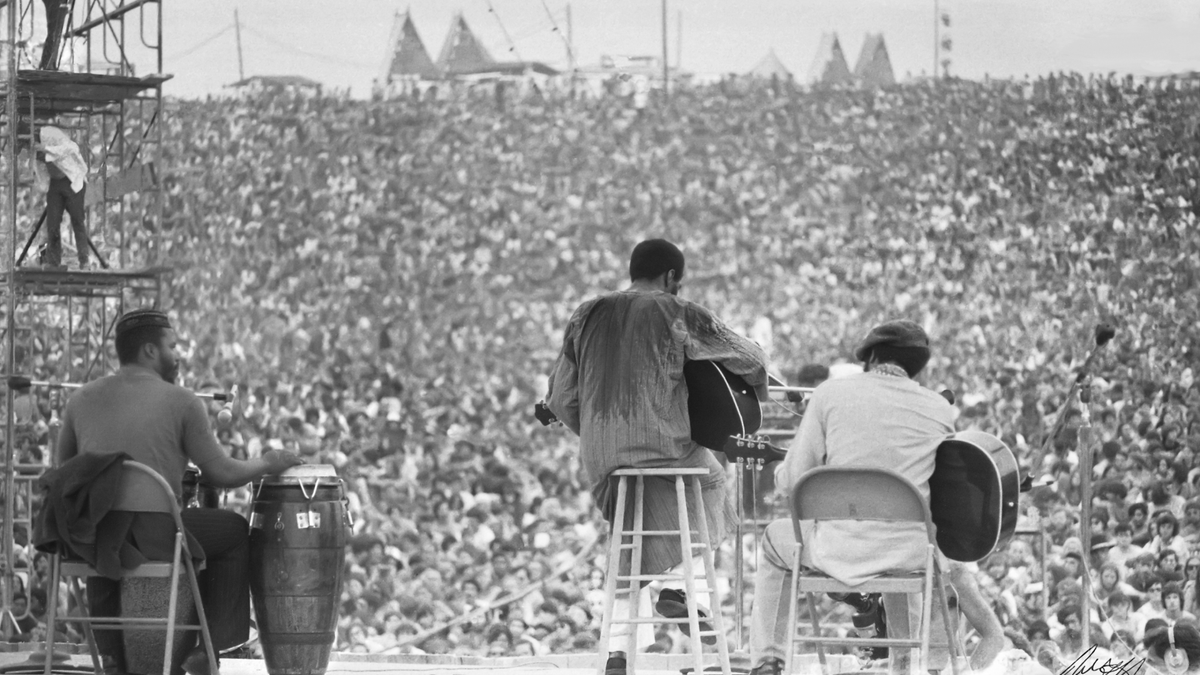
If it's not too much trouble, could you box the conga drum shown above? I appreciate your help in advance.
[249,465,348,675]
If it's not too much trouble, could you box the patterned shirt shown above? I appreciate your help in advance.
[546,288,768,486]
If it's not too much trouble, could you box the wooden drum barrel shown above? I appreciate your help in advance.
[249,465,348,675]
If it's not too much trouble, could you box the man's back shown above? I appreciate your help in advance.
[549,289,766,486]
[778,370,955,585]
[58,366,225,498]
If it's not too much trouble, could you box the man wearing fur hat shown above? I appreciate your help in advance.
[746,320,1005,675]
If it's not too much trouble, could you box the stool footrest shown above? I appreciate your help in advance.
[617,574,692,582]
[618,530,705,537]
[612,468,709,476]
[610,617,719,631]
[794,636,923,648]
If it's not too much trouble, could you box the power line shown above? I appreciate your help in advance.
[167,23,235,62]
[240,26,376,70]
[484,0,523,61]
[539,0,574,68]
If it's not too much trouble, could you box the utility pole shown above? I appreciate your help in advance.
[933,0,939,80]
[661,0,668,94]
[235,8,245,82]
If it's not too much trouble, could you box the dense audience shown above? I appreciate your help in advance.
[4,71,1200,664]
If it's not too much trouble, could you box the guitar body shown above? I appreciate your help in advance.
[684,360,762,451]
[929,430,1020,563]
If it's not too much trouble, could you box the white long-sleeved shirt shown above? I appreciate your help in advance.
[774,370,955,586]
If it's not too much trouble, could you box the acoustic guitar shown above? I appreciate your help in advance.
[683,360,763,451]
[928,430,1020,563]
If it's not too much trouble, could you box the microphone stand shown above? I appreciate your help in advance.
[5,374,232,400]
[1077,378,1095,653]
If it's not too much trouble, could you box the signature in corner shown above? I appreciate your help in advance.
[1060,645,1148,675]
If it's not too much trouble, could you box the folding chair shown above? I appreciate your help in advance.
[42,461,218,675]
[784,467,963,675]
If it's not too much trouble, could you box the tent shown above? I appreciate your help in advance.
[436,13,494,76]
[807,32,852,85]
[748,49,792,79]
[853,33,895,87]
[380,10,440,83]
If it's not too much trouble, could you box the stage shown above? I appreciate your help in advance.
[0,647,865,675]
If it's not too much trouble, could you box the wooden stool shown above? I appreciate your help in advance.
[596,467,731,675]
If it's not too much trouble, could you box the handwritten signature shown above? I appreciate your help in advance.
[1060,646,1147,675]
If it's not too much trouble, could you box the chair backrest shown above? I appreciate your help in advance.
[112,461,180,515]
[790,466,933,534]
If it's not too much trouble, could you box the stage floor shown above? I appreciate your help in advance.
[0,648,866,675]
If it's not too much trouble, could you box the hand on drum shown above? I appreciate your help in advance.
[263,449,306,475]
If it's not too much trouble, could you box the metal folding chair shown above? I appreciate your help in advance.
[42,461,218,675]
[784,466,963,675]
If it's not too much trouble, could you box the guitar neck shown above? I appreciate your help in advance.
[722,435,788,464]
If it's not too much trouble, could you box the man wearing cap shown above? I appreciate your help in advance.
[57,308,304,675]
[545,239,768,675]
[745,320,1004,675]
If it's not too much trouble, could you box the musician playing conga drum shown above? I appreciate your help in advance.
[745,320,1005,675]
[55,309,304,675]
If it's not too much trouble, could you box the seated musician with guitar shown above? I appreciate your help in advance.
[746,320,1005,675]
[544,239,769,675]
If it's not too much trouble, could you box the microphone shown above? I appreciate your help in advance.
[1095,323,1116,347]
[940,389,956,405]
[216,405,234,429]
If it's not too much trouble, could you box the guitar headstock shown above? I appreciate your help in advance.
[533,401,560,427]
[721,434,787,465]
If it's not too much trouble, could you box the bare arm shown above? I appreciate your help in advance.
[197,450,304,489]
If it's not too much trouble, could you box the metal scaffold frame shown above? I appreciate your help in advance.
[0,0,169,643]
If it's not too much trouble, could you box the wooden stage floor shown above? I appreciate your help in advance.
[0,648,864,675]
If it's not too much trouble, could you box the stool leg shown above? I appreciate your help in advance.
[598,476,631,675]
[675,475,704,675]
[628,476,647,673]
[690,475,731,675]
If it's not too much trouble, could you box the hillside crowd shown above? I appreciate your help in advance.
[3,71,1200,665]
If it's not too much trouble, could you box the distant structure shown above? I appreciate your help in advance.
[853,33,895,86]
[748,49,792,79]
[436,12,495,76]
[378,10,440,88]
[229,75,322,95]
[807,32,852,85]
[373,10,561,98]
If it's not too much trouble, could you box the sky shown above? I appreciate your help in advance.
[149,0,1200,99]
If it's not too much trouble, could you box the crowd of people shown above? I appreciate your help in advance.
[4,71,1200,664]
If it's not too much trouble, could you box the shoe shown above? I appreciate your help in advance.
[655,588,716,645]
[750,657,785,675]
[604,655,627,675]
[851,601,888,660]
[182,647,219,675]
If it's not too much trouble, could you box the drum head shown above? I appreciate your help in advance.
[264,464,339,485]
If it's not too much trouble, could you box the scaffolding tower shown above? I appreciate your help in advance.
[0,0,168,642]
